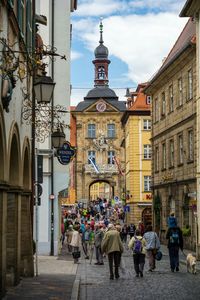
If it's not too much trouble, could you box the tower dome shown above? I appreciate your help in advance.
[94,21,108,59]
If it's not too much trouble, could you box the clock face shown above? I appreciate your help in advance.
[96,101,106,112]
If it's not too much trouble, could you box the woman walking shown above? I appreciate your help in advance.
[143,225,160,272]
[70,225,81,264]
[129,229,146,277]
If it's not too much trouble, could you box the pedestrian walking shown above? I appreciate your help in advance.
[143,225,160,272]
[101,223,124,280]
[94,223,104,265]
[70,225,81,264]
[166,225,183,272]
[128,229,146,277]
[82,224,91,259]
[65,224,73,253]
[128,223,136,239]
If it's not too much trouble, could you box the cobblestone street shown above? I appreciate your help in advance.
[77,246,200,300]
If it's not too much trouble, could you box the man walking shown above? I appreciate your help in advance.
[101,224,124,280]
[166,225,183,272]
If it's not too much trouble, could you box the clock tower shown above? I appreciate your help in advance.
[71,21,126,206]
[93,21,110,87]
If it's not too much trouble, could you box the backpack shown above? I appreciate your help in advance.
[170,231,179,245]
[133,238,143,254]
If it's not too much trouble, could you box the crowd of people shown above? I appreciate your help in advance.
[61,200,183,279]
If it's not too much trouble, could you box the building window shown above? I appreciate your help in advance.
[146,96,152,104]
[178,78,183,106]
[188,130,193,161]
[143,119,151,130]
[88,151,96,164]
[144,176,151,192]
[188,69,193,100]
[17,0,25,36]
[161,92,166,116]
[169,85,174,112]
[108,151,115,164]
[107,124,115,138]
[155,98,159,122]
[169,140,174,167]
[162,143,166,169]
[155,146,159,172]
[178,134,183,164]
[88,124,96,138]
[144,145,151,159]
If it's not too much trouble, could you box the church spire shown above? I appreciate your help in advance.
[99,19,104,44]
[93,20,110,87]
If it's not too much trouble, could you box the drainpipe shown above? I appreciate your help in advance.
[50,0,55,256]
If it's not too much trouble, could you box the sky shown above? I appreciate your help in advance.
[70,0,189,106]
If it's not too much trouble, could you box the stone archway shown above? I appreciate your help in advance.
[142,207,152,227]
[0,109,6,295]
[6,130,21,285]
[89,179,114,201]
[20,142,34,277]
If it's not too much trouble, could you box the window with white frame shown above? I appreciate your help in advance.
[161,92,166,116]
[144,176,151,191]
[178,134,183,164]
[188,130,193,161]
[88,124,96,138]
[143,119,151,130]
[188,69,193,100]
[162,143,166,169]
[108,151,115,164]
[169,139,174,167]
[155,146,159,172]
[178,78,183,106]
[155,98,159,122]
[107,124,115,138]
[169,85,174,112]
[144,145,151,159]
[88,151,96,164]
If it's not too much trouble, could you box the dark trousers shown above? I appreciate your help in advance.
[168,246,179,270]
[133,253,145,275]
[108,251,121,278]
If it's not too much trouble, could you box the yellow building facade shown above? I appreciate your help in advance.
[122,85,152,226]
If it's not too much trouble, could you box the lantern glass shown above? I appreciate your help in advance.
[51,129,65,148]
[34,75,55,103]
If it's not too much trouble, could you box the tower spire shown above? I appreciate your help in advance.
[99,18,103,44]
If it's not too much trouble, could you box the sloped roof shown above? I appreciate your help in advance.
[84,86,118,100]
[129,92,149,111]
[75,98,126,112]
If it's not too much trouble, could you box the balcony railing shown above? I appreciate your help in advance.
[84,164,118,174]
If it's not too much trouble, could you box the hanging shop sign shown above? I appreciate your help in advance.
[57,141,76,165]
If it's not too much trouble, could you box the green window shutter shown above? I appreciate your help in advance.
[26,0,32,51]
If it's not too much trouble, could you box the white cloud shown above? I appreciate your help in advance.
[75,0,186,17]
[71,51,83,61]
[75,0,126,17]
[73,13,188,84]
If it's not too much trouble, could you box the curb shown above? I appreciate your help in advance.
[70,278,80,300]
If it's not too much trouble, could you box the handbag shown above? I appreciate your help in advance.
[72,251,81,259]
[155,250,162,261]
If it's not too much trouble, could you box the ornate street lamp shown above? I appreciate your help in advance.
[34,75,55,104]
[51,128,65,149]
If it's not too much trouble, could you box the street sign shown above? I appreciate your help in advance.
[57,141,76,165]
[114,196,119,202]
[37,149,54,155]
